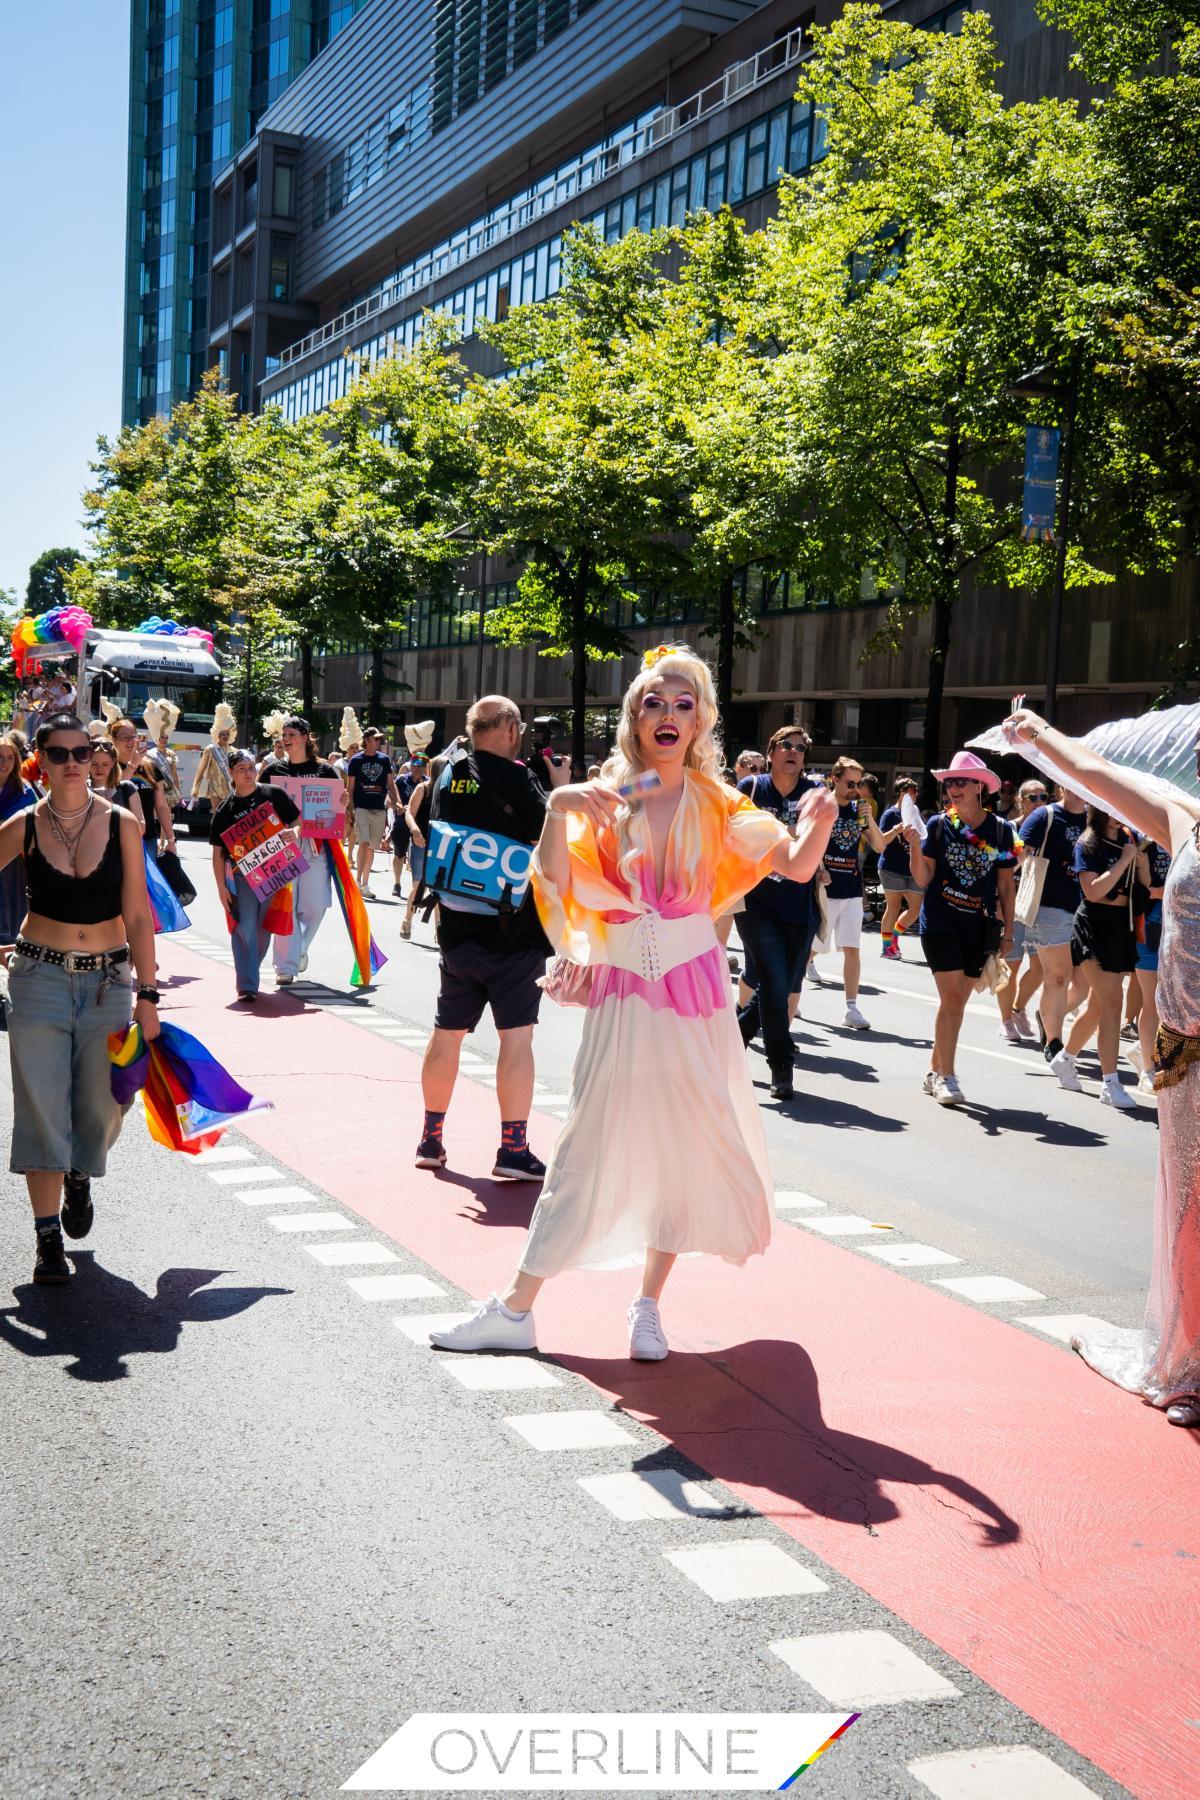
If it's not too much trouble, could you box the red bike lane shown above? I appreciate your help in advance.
[162,939,1200,1799]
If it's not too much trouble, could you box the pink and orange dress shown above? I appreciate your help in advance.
[523,769,790,1277]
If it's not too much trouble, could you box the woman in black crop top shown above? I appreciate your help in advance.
[0,713,160,1287]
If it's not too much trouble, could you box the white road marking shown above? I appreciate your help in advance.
[936,1275,1047,1304]
[864,1243,963,1269]
[799,1214,880,1236]
[393,1312,474,1341]
[504,1411,637,1451]
[440,1356,562,1391]
[772,1630,960,1705]
[343,1271,447,1295]
[577,1470,731,1521]
[907,1745,1101,1797]
[774,1191,827,1210]
[194,1144,257,1164]
[268,1211,356,1232]
[1015,1313,1118,1344]
[532,1094,570,1106]
[206,1165,286,1186]
[235,1185,323,1206]
[664,1542,828,1601]
[303,1243,403,1267]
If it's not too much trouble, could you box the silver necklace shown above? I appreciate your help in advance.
[44,795,95,866]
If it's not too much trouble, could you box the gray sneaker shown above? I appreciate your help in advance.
[933,1073,965,1107]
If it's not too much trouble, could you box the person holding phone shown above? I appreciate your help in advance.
[813,756,899,1030]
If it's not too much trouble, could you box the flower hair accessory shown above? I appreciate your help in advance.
[643,643,681,670]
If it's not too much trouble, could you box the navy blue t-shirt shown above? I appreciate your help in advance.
[1019,803,1085,913]
[919,810,1017,935]
[878,805,910,878]
[738,773,823,924]
[1073,829,1136,897]
[822,801,867,899]
[346,750,392,811]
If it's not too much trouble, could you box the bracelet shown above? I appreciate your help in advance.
[137,985,161,1004]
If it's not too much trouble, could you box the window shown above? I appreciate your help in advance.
[270,237,292,301]
[273,161,295,217]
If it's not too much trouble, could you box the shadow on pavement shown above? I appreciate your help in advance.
[437,1168,542,1231]
[555,1338,1020,1546]
[961,1105,1108,1146]
[755,1084,907,1132]
[0,1255,291,1383]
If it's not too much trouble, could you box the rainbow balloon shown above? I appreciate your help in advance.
[135,616,215,655]
[10,606,92,676]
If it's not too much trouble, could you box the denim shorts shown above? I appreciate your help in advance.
[1024,904,1076,951]
[6,955,133,1175]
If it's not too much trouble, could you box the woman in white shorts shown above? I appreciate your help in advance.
[814,757,902,1031]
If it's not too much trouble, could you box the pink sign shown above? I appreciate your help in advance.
[221,801,309,899]
[273,775,346,840]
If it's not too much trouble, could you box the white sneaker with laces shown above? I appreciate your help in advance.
[1100,1074,1137,1112]
[1011,1008,1035,1040]
[843,1003,870,1031]
[933,1073,965,1107]
[922,1071,937,1096]
[1136,1072,1157,1098]
[1049,1048,1083,1092]
[429,1293,537,1352]
[998,1019,1022,1043]
[628,1296,669,1362]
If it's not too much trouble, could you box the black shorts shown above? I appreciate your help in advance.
[390,816,411,855]
[922,923,990,979]
[435,940,546,1033]
[1072,902,1137,974]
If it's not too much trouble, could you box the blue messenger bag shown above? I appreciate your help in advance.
[425,757,535,918]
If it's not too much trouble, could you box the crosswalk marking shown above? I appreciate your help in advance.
[393,1312,473,1341]
[268,1211,356,1232]
[205,1165,284,1186]
[577,1470,730,1521]
[235,1185,321,1206]
[864,1242,962,1268]
[195,1144,258,1164]
[772,1630,960,1705]
[664,1542,828,1601]
[440,1356,561,1391]
[304,1243,402,1267]
[936,1275,1047,1304]
[1015,1313,1117,1344]
[799,1214,880,1236]
[907,1746,1100,1797]
[774,1190,827,1209]
[504,1411,637,1452]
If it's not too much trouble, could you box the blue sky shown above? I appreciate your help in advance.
[0,2,129,605]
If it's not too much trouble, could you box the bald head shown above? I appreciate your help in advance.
[466,695,524,759]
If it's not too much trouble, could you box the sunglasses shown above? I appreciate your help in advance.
[775,741,807,753]
[943,778,976,789]
[44,744,93,765]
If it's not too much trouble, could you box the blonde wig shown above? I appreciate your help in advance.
[144,698,181,741]
[99,696,122,732]
[261,709,287,741]
[339,705,363,753]
[600,646,726,912]
[210,702,238,744]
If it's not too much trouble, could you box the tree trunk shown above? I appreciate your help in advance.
[921,424,961,806]
[370,639,385,722]
[569,562,590,778]
[301,639,315,720]
[716,571,736,738]
[241,616,254,746]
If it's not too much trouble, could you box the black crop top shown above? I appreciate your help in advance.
[23,809,125,925]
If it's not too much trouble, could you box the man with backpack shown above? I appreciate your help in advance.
[414,695,570,1180]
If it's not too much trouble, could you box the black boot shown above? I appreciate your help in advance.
[769,1066,795,1100]
[33,1223,72,1285]
[61,1173,94,1241]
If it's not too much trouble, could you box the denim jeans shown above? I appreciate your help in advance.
[7,954,132,1174]
[229,871,270,994]
[272,846,333,978]
[736,906,818,1077]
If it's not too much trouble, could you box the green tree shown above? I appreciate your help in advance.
[471,227,689,773]
[761,5,1180,787]
[222,617,303,739]
[25,547,84,613]
[1037,0,1199,80]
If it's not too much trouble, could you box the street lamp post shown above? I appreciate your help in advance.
[1007,350,1082,726]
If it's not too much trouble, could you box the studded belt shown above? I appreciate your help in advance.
[14,938,131,1001]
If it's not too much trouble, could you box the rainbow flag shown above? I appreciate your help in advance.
[109,1021,272,1154]
[324,838,387,988]
[144,843,191,935]
[222,878,294,938]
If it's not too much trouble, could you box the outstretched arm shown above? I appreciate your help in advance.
[1007,710,1199,852]
[768,788,839,880]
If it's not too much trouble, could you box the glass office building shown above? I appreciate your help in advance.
[122,0,372,427]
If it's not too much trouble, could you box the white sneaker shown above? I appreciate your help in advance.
[1100,1074,1137,1112]
[429,1293,537,1352]
[628,1296,669,1361]
[1011,1008,1036,1040]
[1124,1042,1144,1077]
[998,1019,1022,1043]
[1049,1048,1082,1092]
[933,1073,965,1107]
[922,1071,937,1096]
[275,972,295,987]
[299,952,309,974]
[1136,1071,1157,1098]
[806,964,822,988]
[843,1003,870,1031]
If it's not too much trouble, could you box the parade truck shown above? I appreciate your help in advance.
[11,608,222,827]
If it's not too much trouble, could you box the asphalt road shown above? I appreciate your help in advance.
[0,833,1164,1800]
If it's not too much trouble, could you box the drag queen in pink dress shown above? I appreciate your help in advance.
[430,647,836,1361]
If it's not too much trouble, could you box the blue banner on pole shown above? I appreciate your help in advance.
[1021,425,1060,544]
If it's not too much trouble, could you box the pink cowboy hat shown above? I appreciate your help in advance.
[931,750,1002,794]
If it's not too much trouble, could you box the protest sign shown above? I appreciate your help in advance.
[274,775,346,839]
[221,802,308,899]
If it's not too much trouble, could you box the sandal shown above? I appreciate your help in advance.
[399,919,412,940]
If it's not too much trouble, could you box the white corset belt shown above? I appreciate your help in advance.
[602,911,717,982]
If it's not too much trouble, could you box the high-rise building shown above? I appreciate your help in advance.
[122,0,373,428]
